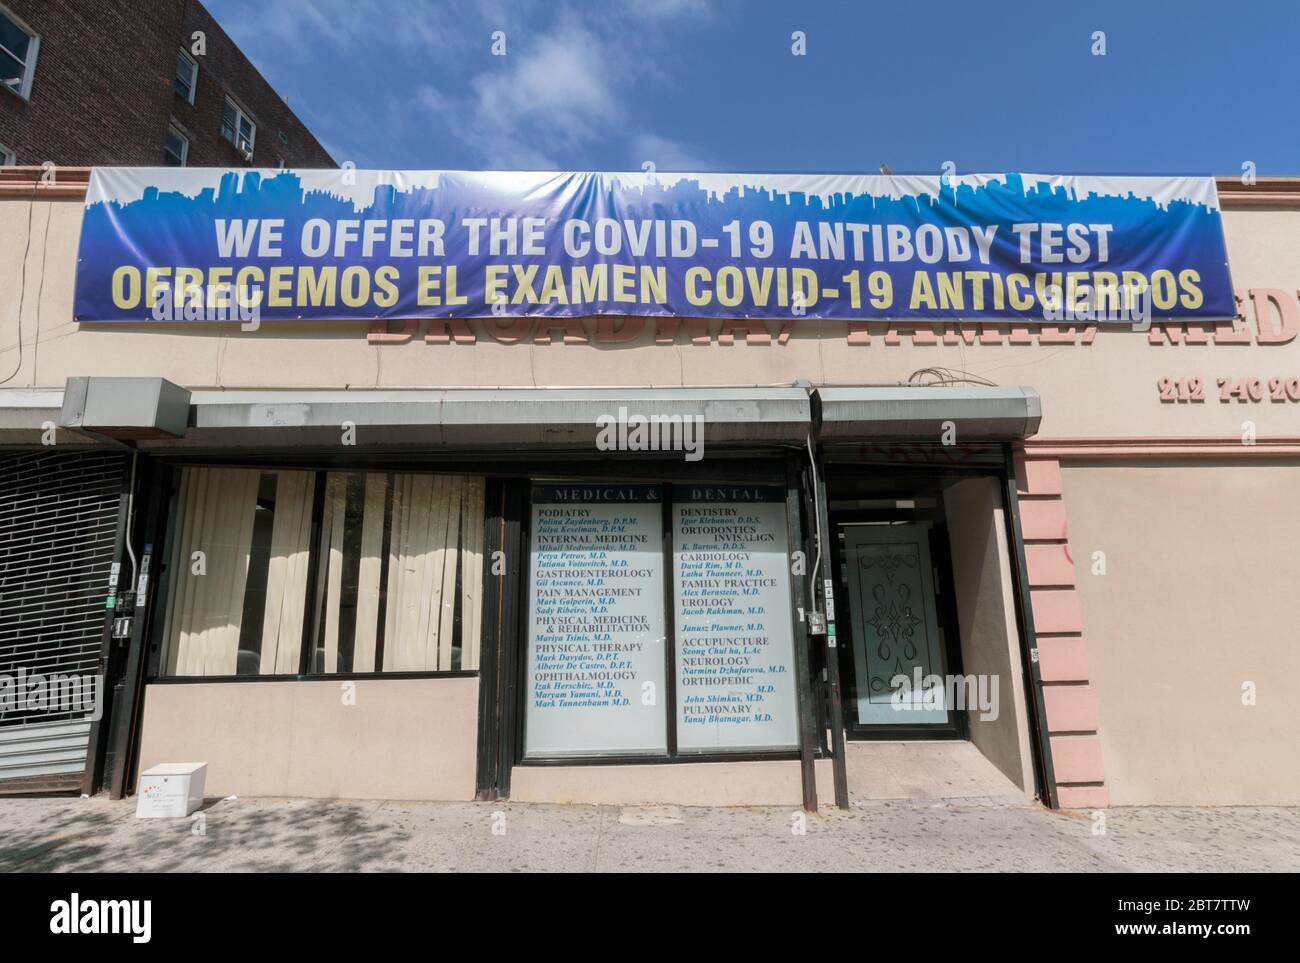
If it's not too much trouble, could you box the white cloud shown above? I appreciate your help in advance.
[629,133,713,172]
[207,0,717,170]
[469,24,620,166]
[215,0,463,60]
[416,5,717,170]
[619,0,713,22]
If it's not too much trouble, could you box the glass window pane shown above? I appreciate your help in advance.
[309,472,485,674]
[310,472,382,673]
[671,486,800,752]
[221,100,237,143]
[164,129,186,166]
[0,15,30,64]
[160,468,315,677]
[0,49,24,91]
[174,54,193,99]
[523,483,668,758]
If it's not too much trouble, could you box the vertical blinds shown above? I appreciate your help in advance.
[317,472,387,675]
[382,473,476,672]
[161,468,313,676]
[160,467,485,677]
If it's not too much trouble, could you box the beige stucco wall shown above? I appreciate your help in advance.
[1061,459,1300,805]
[2,197,1299,442]
[943,477,1035,796]
[137,677,480,800]
[512,758,837,807]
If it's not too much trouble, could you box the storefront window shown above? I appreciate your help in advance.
[308,472,484,674]
[159,467,485,678]
[672,486,799,753]
[523,481,800,760]
[161,468,314,676]
[525,484,668,757]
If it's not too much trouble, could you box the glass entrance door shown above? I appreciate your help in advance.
[841,522,949,726]
[822,466,969,739]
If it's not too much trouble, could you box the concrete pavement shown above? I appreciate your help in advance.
[1,794,1297,872]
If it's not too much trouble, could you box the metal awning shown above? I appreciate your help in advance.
[163,386,812,449]
[813,386,1041,441]
[3,380,1043,450]
[0,389,74,446]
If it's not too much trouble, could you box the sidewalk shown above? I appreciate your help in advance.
[2,795,1298,872]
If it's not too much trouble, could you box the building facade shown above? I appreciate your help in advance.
[0,0,334,169]
[0,167,1297,809]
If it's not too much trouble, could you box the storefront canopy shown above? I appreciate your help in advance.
[815,386,1042,441]
[0,379,1042,449]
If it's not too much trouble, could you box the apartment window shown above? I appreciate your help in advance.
[174,49,198,103]
[0,143,14,165]
[220,97,256,157]
[0,4,39,100]
[163,125,188,166]
[158,467,485,678]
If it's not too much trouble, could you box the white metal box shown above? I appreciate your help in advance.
[135,762,207,818]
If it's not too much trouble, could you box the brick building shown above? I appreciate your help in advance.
[0,0,334,169]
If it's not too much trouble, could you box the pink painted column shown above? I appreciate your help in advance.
[1014,450,1109,809]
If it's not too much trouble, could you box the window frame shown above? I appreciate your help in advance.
[220,95,257,158]
[0,142,14,166]
[0,3,39,101]
[147,463,487,684]
[174,48,198,104]
[163,123,189,167]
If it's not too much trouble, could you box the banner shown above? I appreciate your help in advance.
[73,168,1235,324]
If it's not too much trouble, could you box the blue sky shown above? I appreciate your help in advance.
[203,0,1297,176]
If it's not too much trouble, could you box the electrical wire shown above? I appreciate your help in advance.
[906,366,998,387]
[124,451,138,589]
[806,429,822,593]
[0,179,38,385]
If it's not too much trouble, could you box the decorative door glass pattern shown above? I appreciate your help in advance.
[842,522,948,725]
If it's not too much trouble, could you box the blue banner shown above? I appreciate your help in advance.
[73,169,1234,324]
